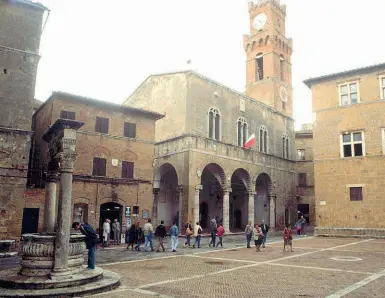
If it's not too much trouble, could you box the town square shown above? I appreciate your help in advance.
[1,0,385,297]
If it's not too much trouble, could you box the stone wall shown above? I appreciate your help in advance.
[309,65,385,230]
[0,128,32,239]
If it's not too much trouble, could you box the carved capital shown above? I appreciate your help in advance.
[223,188,232,194]
[176,185,184,192]
[195,185,203,191]
[58,152,77,173]
[248,191,256,197]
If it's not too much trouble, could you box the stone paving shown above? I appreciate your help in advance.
[93,236,385,298]
[2,234,385,297]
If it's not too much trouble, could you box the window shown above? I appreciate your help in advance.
[282,101,286,110]
[124,122,136,138]
[95,117,109,134]
[298,173,307,186]
[237,118,248,147]
[350,187,363,201]
[208,108,221,141]
[256,53,264,81]
[282,134,289,159]
[259,126,268,153]
[92,157,106,176]
[339,82,359,106]
[280,55,284,81]
[297,149,305,160]
[341,132,364,157]
[60,110,75,120]
[380,77,385,99]
[121,161,134,179]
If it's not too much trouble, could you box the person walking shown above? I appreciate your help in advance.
[143,218,154,252]
[295,220,302,237]
[184,221,193,247]
[102,218,111,247]
[299,215,307,236]
[169,221,179,252]
[126,223,137,250]
[253,224,263,252]
[259,220,269,248]
[72,222,98,270]
[283,223,293,252]
[208,217,217,247]
[245,221,253,248]
[216,222,225,248]
[192,221,202,249]
[112,219,120,245]
[155,220,167,252]
[135,222,143,251]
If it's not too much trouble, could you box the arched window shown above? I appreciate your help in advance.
[256,53,264,81]
[208,108,221,141]
[237,118,248,147]
[259,126,268,153]
[280,55,285,81]
[282,134,289,159]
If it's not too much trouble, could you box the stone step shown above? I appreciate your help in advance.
[0,269,120,297]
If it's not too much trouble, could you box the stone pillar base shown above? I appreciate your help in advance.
[315,227,385,238]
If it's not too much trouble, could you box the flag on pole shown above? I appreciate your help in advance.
[244,133,256,149]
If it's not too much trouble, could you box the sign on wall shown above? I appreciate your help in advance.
[125,206,131,217]
[142,209,149,219]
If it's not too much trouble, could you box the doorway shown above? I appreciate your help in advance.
[234,209,242,229]
[298,204,310,224]
[99,202,122,240]
[199,202,208,228]
[21,208,39,234]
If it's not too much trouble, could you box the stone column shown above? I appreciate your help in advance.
[177,185,183,230]
[194,185,202,224]
[43,167,59,233]
[222,188,231,232]
[269,195,276,229]
[248,191,255,225]
[152,188,160,225]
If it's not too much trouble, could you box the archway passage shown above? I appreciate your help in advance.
[200,163,225,229]
[230,168,250,232]
[99,202,123,241]
[154,163,179,229]
[255,173,272,225]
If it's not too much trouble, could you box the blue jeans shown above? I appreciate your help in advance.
[171,236,179,250]
[262,233,267,247]
[144,234,154,251]
[193,235,201,247]
[246,234,252,248]
[135,240,141,251]
[88,246,96,269]
[209,232,216,247]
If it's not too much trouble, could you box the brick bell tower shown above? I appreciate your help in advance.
[243,0,293,117]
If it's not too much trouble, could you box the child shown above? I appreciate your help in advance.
[283,224,293,252]
[216,223,225,248]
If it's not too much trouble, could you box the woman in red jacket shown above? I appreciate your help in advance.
[216,223,225,248]
[283,224,293,252]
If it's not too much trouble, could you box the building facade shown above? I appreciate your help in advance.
[304,63,385,237]
[295,124,315,226]
[124,0,297,231]
[0,0,47,239]
[26,92,163,237]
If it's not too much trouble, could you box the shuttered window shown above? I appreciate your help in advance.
[95,117,109,134]
[124,122,136,138]
[92,158,106,176]
[60,110,76,120]
[121,161,134,179]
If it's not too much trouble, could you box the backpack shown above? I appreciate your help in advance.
[198,227,202,234]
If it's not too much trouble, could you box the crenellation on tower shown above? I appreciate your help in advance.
[249,0,286,16]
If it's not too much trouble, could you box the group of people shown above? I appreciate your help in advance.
[245,220,270,252]
[101,218,121,247]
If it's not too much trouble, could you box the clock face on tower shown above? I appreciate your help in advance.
[253,13,267,30]
[279,86,288,102]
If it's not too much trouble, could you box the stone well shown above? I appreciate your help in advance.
[20,233,86,277]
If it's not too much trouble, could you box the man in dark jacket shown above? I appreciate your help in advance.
[259,220,269,248]
[155,220,167,252]
[72,222,97,270]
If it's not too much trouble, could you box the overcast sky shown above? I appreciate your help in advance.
[35,0,385,128]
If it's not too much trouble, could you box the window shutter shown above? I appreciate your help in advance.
[93,157,106,176]
[60,110,75,120]
[122,161,134,179]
